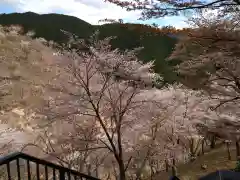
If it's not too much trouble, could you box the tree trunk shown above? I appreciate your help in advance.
[118,159,126,180]
[226,142,231,160]
[171,158,177,176]
[236,141,240,157]
[87,166,91,176]
[95,167,99,178]
[165,159,169,172]
[210,135,216,149]
[202,139,205,155]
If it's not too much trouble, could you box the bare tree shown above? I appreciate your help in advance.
[104,0,239,19]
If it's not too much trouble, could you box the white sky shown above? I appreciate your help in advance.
[0,0,189,28]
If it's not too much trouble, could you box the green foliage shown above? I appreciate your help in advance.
[234,159,240,172]
[96,23,179,83]
[0,12,180,83]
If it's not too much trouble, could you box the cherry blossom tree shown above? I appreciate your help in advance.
[34,34,221,177]
[0,25,56,119]
[21,120,106,176]
[0,25,59,159]
[168,10,240,158]
[32,30,171,180]
[31,30,226,179]
[169,10,240,109]
[196,107,240,157]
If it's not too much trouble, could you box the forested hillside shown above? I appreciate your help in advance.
[0,12,179,83]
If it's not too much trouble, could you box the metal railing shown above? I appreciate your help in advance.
[0,152,100,180]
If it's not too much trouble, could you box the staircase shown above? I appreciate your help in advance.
[0,152,100,180]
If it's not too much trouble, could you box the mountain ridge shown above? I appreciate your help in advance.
[0,12,181,83]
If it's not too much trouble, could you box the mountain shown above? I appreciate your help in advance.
[0,12,93,42]
[0,12,180,83]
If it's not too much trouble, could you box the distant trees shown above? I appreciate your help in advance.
[99,19,191,36]
[98,18,124,24]
[0,25,54,114]
[0,25,59,158]
[0,25,55,131]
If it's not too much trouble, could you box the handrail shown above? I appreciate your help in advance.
[0,151,100,180]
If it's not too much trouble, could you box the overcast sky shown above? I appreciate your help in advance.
[0,0,189,29]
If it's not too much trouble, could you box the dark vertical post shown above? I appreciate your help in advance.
[36,163,40,180]
[53,168,56,180]
[210,135,216,149]
[165,159,169,172]
[27,160,31,180]
[201,139,205,155]
[172,158,177,176]
[226,141,231,160]
[45,165,48,180]
[67,171,71,180]
[59,169,65,180]
[6,162,11,180]
[16,158,21,180]
[236,141,240,157]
